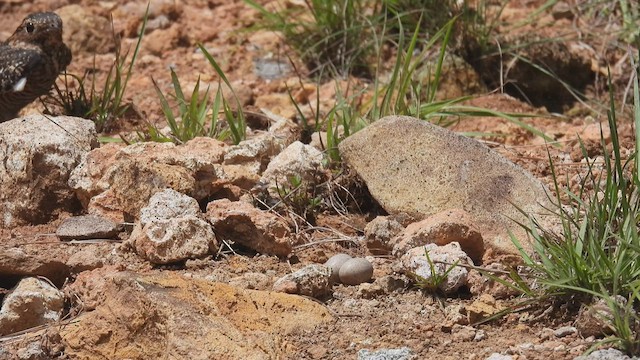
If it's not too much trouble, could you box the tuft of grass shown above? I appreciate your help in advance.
[198,44,247,145]
[44,6,148,132]
[577,0,640,47]
[245,0,381,78]
[508,63,640,355]
[309,15,551,163]
[274,174,323,224]
[146,69,221,143]
[412,247,460,294]
[142,44,247,145]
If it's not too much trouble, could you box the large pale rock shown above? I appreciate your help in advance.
[0,115,97,227]
[0,277,64,336]
[60,271,332,359]
[339,116,551,255]
[129,189,217,264]
[69,137,228,220]
[206,199,292,256]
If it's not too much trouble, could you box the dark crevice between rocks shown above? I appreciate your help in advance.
[459,36,595,113]
[0,262,71,299]
[333,166,387,221]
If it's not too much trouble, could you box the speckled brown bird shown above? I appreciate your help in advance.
[0,12,71,122]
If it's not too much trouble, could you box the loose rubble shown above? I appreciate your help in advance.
[0,277,64,336]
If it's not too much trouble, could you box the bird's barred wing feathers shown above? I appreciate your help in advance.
[0,46,41,93]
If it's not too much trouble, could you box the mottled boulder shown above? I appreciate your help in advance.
[60,271,332,359]
[339,116,552,255]
[0,115,97,227]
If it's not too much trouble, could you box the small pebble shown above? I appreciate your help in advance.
[325,253,352,283]
[473,330,487,341]
[554,326,577,338]
[339,258,374,285]
[357,347,413,360]
[485,354,513,360]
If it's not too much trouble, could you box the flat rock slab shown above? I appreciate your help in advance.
[339,116,552,255]
[56,215,120,240]
[60,271,333,359]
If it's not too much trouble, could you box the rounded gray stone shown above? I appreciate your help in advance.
[339,258,373,285]
[325,253,352,283]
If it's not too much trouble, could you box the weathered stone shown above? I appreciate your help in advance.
[223,132,282,172]
[400,242,473,294]
[69,138,227,220]
[576,296,628,338]
[228,272,272,291]
[358,347,414,360]
[553,326,577,338]
[0,115,97,227]
[143,23,184,56]
[206,199,292,256]
[273,264,332,298]
[130,189,217,264]
[256,141,326,198]
[254,93,296,119]
[364,215,406,255]
[0,277,64,336]
[57,5,113,55]
[68,143,122,209]
[338,258,374,286]
[253,57,291,80]
[464,294,505,324]
[64,266,118,311]
[56,215,120,240]
[451,324,477,342]
[0,242,116,287]
[60,271,332,359]
[391,209,484,263]
[339,116,552,256]
[574,348,633,360]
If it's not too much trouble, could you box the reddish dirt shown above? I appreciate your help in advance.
[0,0,637,359]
